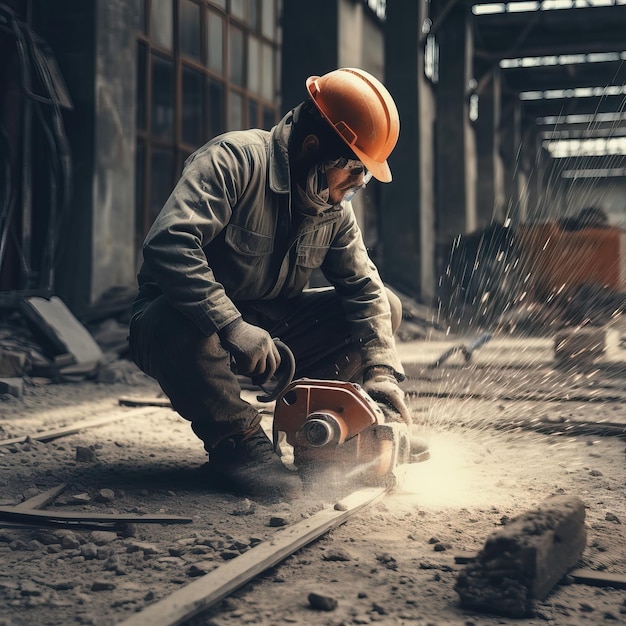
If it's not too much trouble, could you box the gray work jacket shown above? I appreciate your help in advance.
[137,107,403,374]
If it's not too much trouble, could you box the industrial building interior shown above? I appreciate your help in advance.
[1,1,626,625]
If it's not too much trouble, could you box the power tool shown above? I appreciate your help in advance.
[259,341,426,488]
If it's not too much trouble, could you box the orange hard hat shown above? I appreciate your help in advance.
[306,68,400,183]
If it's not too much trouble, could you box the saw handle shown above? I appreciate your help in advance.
[256,339,296,403]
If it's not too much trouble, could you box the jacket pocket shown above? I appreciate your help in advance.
[225,224,273,256]
[296,242,330,268]
[296,225,333,268]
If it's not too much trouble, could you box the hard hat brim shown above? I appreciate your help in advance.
[353,151,392,183]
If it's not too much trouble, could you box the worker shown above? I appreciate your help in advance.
[128,68,410,500]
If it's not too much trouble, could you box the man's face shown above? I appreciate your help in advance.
[324,158,372,203]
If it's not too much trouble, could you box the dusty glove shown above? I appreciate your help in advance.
[362,365,411,425]
[218,318,281,385]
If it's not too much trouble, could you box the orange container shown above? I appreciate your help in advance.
[516,223,622,301]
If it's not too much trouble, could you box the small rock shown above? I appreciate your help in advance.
[228,539,249,552]
[20,581,42,596]
[34,531,63,546]
[126,541,158,555]
[48,580,78,591]
[24,539,44,552]
[308,591,338,611]
[71,493,91,504]
[322,548,353,562]
[0,579,19,591]
[220,550,240,560]
[187,561,215,577]
[91,580,116,591]
[230,499,256,516]
[75,446,97,463]
[605,512,621,524]
[80,543,98,560]
[61,534,81,550]
[372,602,388,615]
[375,552,397,570]
[89,530,118,545]
[268,516,289,527]
[334,502,348,511]
[21,487,40,502]
[95,489,115,503]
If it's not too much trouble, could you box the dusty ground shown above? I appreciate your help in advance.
[1,341,626,626]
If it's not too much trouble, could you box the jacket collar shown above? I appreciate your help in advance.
[268,104,302,194]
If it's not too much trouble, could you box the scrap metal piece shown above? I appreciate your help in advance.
[0,506,192,529]
[429,332,493,368]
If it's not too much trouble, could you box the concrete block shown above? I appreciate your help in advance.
[0,350,27,377]
[20,296,103,366]
[0,378,24,398]
[455,495,586,617]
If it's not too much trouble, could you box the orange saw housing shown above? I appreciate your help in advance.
[272,378,410,483]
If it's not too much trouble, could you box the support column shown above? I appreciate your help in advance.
[475,64,505,226]
[518,116,547,222]
[384,0,436,302]
[33,0,137,312]
[501,92,523,224]
[434,1,476,244]
[280,0,339,112]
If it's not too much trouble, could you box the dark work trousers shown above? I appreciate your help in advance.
[128,287,401,450]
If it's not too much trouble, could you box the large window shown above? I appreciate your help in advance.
[135,0,281,245]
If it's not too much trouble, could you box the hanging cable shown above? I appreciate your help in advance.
[0,3,73,291]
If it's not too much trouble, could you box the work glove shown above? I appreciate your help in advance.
[362,365,411,426]
[218,318,281,386]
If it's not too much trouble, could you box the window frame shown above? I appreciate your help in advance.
[135,0,280,244]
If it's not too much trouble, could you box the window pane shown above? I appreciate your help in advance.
[262,105,274,130]
[208,78,225,138]
[261,0,275,39]
[137,0,146,33]
[261,42,273,101]
[136,43,147,130]
[182,66,204,145]
[150,0,173,49]
[247,36,260,94]
[228,90,243,131]
[248,99,258,128]
[149,147,175,222]
[247,0,259,29]
[180,0,201,61]
[151,54,175,140]
[209,0,226,8]
[229,26,244,86]
[206,11,223,74]
[230,0,245,19]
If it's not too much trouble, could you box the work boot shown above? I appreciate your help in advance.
[208,425,303,501]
